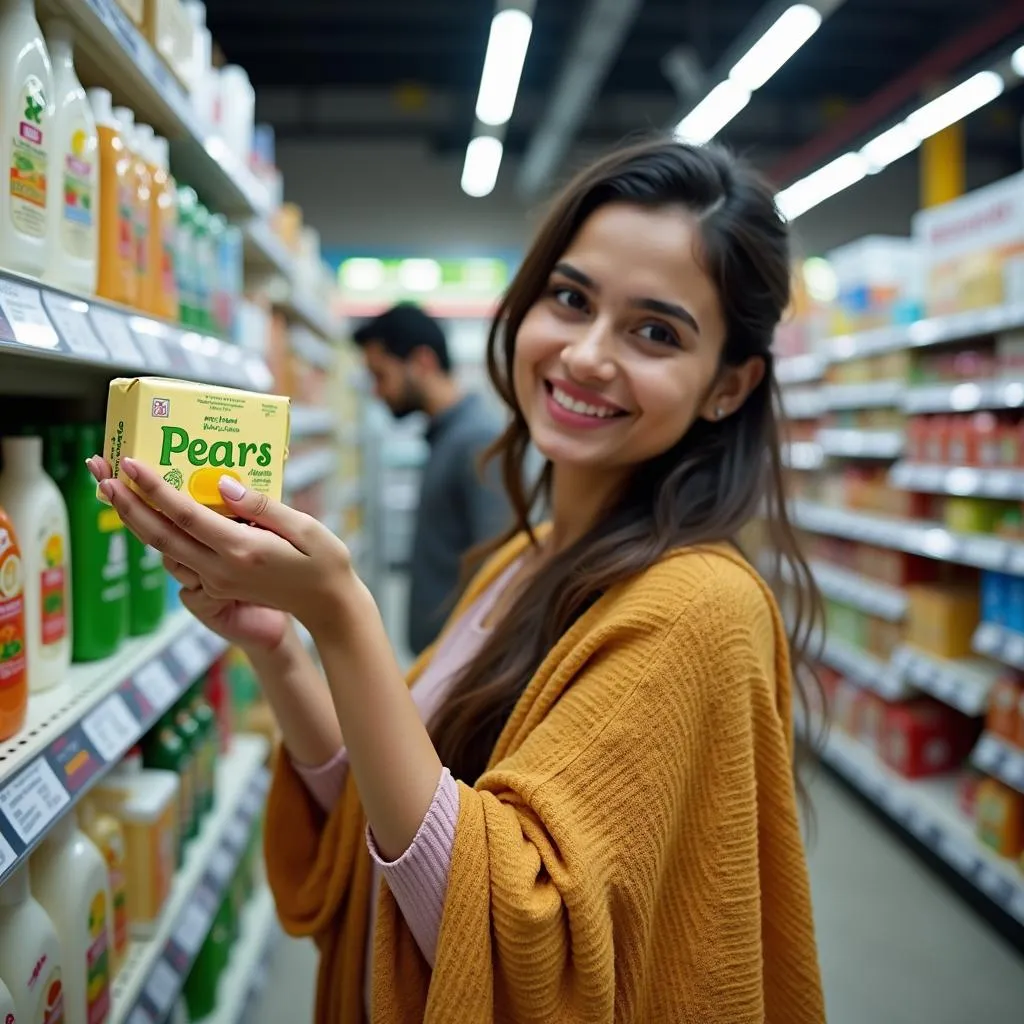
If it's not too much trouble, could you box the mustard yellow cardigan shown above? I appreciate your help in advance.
[264,535,825,1023]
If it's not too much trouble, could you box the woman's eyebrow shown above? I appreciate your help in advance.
[553,262,596,290]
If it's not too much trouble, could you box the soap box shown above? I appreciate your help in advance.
[101,377,291,515]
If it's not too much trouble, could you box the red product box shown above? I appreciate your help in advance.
[881,699,980,779]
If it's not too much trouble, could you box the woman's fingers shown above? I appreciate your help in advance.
[86,456,112,482]
[216,476,316,550]
[99,477,212,569]
[163,556,202,591]
[179,585,231,619]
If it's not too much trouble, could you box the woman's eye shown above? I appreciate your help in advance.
[637,322,679,347]
[552,286,588,311]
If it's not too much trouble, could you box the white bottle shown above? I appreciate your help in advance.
[0,0,55,278]
[0,437,71,693]
[43,19,97,295]
[218,65,254,164]
[0,977,17,1022]
[31,811,113,1024]
[0,864,66,1024]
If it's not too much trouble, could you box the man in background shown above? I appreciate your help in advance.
[354,303,510,655]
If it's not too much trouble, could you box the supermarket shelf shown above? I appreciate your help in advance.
[782,441,824,471]
[890,645,998,717]
[242,220,296,280]
[284,448,336,493]
[194,887,281,1024]
[112,735,270,1024]
[289,406,337,439]
[890,462,1024,501]
[809,560,907,621]
[818,428,904,460]
[828,301,1024,364]
[42,0,270,216]
[818,635,913,701]
[902,378,1024,415]
[807,720,1024,928]
[776,352,826,386]
[270,284,339,344]
[0,270,272,391]
[971,733,1024,795]
[973,621,1024,672]
[0,611,229,886]
[820,379,904,410]
[780,388,824,419]
[790,499,1024,576]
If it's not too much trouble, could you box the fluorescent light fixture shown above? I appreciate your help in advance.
[860,122,920,173]
[728,4,823,91]
[475,9,533,126]
[398,259,442,292]
[905,70,1004,140]
[461,136,504,198]
[1013,45,1024,78]
[341,258,385,291]
[675,79,751,144]
[776,152,868,220]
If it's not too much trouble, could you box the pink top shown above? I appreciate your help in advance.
[290,558,520,1011]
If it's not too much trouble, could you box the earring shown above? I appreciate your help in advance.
[715,406,725,419]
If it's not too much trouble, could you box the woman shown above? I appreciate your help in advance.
[90,140,825,1023]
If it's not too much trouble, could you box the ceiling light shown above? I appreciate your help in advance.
[475,9,533,127]
[461,136,504,198]
[728,4,823,91]
[776,152,868,221]
[398,259,442,292]
[905,70,1004,140]
[675,79,751,144]
[1013,45,1024,78]
[341,258,385,291]
[860,123,921,173]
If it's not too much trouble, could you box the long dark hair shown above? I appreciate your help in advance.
[429,139,822,791]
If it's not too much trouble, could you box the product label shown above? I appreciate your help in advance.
[30,962,64,1024]
[109,841,129,957]
[161,210,176,298]
[86,889,111,1024]
[99,514,129,605]
[10,75,48,237]
[61,121,96,258]
[0,527,26,690]
[117,182,134,262]
[39,529,67,647]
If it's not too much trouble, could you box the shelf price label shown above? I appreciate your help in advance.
[0,280,60,350]
[42,292,109,360]
[130,327,173,372]
[90,306,144,366]
[0,758,70,844]
[209,845,235,886]
[173,634,209,681]
[134,660,179,715]
[82,694,139,763]
[0,831,16,875]
[172,900,213,957]
[144,958,180,1017]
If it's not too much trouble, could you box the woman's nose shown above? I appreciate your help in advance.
[561,321,616,382]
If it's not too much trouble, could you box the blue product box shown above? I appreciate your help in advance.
[981,571,1010,627]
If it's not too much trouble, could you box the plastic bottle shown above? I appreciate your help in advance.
[0,0,54,278]
[0,436,71,693]
[192,201,213,331]
[79,797,129,978]
[0,503,27,741]
[88,89,135,306]
[43,19,97,295]
[218,65,254,167]
[169,701,202,833]
[141,717,192,857]
[189,686,217,816]
[0,976,17,1022]
[147,135,178,321]
[182,891,232,1020]
[31,811,113,1024]
[207,212,225,334]
[175,185,197,325]
[133,123,157,314]
[126,534,164,638]
[113,108,150,313]
[0,865,65,1024]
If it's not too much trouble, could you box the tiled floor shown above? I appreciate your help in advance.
[252,576,1024,1022]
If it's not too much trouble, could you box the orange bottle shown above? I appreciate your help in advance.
[115,108,152,313]
[0,505,28,741]
[146,134,178,321]
[88,88,137,306]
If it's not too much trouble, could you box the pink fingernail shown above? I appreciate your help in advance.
[99,480,115,499]
[121,458,139,480]
[218,475,246,500]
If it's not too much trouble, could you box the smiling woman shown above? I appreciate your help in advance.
[93,138,826,1024]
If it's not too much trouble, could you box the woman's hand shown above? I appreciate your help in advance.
[86,455,355,638]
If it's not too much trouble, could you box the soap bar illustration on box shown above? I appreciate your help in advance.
[100,377,291,514]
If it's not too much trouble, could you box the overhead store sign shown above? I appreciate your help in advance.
[338,257,509,298]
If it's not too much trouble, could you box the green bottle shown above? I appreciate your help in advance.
[127,535,165,636]
[192,203,214,333]
[43,424,74,486]
[63,425,129,662]
[170,700,202,836]
[189,686,217,816]
[176,185,198,326]
[142,718,192,861]
[183,892,233,1020]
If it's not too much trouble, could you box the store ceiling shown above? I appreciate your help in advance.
[206,0,1023,184]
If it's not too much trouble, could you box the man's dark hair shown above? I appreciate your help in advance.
[352,303,451,373]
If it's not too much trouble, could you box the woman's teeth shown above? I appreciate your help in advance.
[551,385,619,419]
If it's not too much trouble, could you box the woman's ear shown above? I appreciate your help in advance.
[701,356,765,422]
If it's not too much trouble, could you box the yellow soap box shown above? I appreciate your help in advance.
[101,377,291,514]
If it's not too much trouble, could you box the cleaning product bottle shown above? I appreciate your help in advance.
[0,976,17,1022]
[182,891,232,1020]
[113,108,149,313]
[169,701,201,836]
[0,865,65,1024]
[147,134,178,321]
[65,424,128,662]
[192,201,213,332]
[0,436,71,693]
[141,717,192,858]
[43,19,97,295]
[174,185,197,326]
[31,811,112,1024]
[188,685,217,816]
[88,89,135,307]
[207,212,225,334]
[0,0,54,278]
[79,797,129,979]
[126,534,164,637]
[0,503,27,741]
[133,123,157,315]
[42,424,72,488]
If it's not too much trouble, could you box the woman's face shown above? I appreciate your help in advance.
[514,202,761,474]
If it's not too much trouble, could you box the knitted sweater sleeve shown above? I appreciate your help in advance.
[371,557,824,1024]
